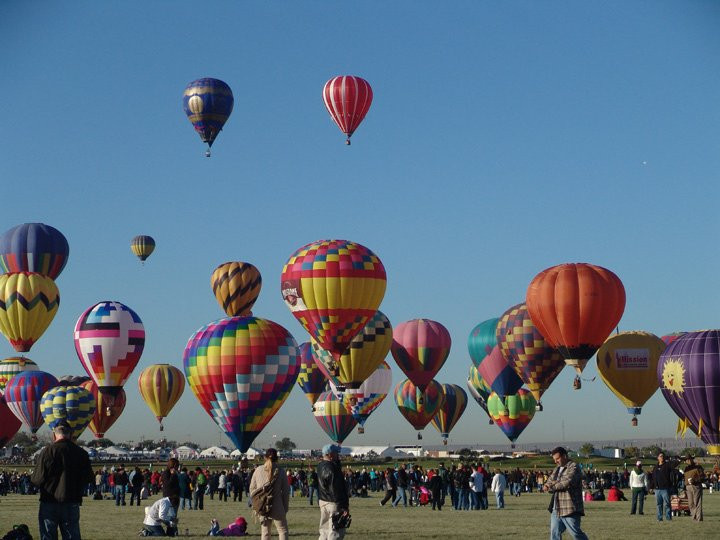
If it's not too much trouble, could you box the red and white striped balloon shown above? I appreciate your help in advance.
[322,76,373,144]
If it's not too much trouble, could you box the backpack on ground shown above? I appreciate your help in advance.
[250,468,278,520]
[2,524,33,540]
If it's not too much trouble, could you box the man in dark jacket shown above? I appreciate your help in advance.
[317,444,349,540]
[113,466,129,506]
[392,465,410,507]
[31,420,94,539]
[650,452,675,521]
[129,466,144,506]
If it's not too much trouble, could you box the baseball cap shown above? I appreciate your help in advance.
[322,444,341,455]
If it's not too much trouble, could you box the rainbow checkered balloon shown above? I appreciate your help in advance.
[40,385,96,439]
[183,316,300,452]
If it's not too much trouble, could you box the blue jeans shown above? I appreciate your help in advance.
[655,489,672,521]
[114,485,126,505]
[308,486,318,505]
[630,488,645,514]
[479,490,488,509]
[392,487,408,507]
[469,491,479,510]
[39,501,81,540]
[550,512,588,540]
[512,482,521,496]
[495,490,505,509]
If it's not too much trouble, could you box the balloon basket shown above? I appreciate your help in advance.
[631,417,638,427]
[573,377,582,390]
[489,419,494,425]
[160,425,164,432]
[536,402,544,412]
[443,439,447,446]
[205,149,211,158]
[417,433,422,440]
[358,427,364,434]
[511,443,516,449]
[345,138,351,145]
[106,406,112,417]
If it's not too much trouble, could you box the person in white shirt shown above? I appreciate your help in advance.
[629,461,649,515]
[490,470,507,509]
[469,466,484,510]
[142,496,178,536]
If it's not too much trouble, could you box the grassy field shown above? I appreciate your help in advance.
[1,489,719,539]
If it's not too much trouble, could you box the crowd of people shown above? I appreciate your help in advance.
[8,423,720,539]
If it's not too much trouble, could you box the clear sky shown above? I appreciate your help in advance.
[1,1,719,450]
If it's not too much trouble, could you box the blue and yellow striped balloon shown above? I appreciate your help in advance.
[40,385,96,439]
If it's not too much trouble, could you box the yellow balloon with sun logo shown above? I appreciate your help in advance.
[596,331,666,426]
[0,272,59,353]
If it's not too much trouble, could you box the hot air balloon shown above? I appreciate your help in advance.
[4,370,58,433]
[281,239,386,373]
[658,331,720,455]
[336,360,392,433]
[0,223,69,280]
[0,395,21,446]
[322,76,373,145]
[297,342,329,408]
[183,78,234,157]
[0,357,39,394]
[0,272,60,353]
[661,332,686,347]
[138,364,185,431]
[183,316,300,452]
[467,364,494,424]
[313,390,357,444]
[80,380,126,439]
[468,318,499,370]
[477,345,523,399]
[311,310,392,391]
[487,388,537,448]
[74,301,145,407]
[391,319,451,394]
[130,235,155,263]
[496,303,564,409]
[596,331,665,426]
[40,385,96,439]
[394,379,444,439]
[430,384,468,444]
[526,263,625,388]
[57,374,91,386]
[211,262,262,317]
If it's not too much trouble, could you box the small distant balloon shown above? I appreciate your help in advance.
[183,78,234,157]
[131,236,155,263]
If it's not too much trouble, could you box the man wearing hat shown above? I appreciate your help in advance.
[317,444,349,539]
[31,420,94,539]
[629,460,649,515]
[683,455,705,521]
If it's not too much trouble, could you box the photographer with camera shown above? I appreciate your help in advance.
[317,444,350,540]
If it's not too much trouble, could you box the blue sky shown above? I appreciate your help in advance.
[1,1,719,450]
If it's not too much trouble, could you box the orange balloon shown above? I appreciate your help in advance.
[526,263,625,374]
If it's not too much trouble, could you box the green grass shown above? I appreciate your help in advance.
[2,490,718,539]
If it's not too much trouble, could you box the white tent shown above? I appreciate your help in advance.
[339,446,408,458]
[101,445,130,456]
[230,447,262,459]
[200,446,230,458]
[173,446,200,460]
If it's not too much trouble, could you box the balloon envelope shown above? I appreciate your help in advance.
[391,319,451,391]
[80,381,126,439]
[74,301,145,392]
[4,370,59,433]
[311,310,392,390]
[496,303,564,403]
[658,330,720,455]
[478,345,523,398]
[335,360,392,427]
[130,236,155,262]
[526,263,625,373]
[322,75,373,143]
[211,262,262,317]
[467,364,492,416]
[183,316,300,452]
[0,223,69,280]
[313,390,357,444]
[296,342,329,407]
[183,78,234,149]
[468,318,499,370]
[281,239,386,362]
[0,395,22,446]
[0,357,39,394]
[487,388,537,444]
[430,384,468,439]
[0,272,60,352]
[394,379,445,431]
[40,385,96,439]
[597,331,665,421]
[138,364,185,427]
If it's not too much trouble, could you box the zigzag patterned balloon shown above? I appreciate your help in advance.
[0,272,59,353]
[0,357,39,394]
[40,385,96,439]
[183,316,300,452]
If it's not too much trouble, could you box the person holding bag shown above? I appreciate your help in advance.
[249,448,290,540]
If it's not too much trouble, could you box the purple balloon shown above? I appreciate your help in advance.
[657,330,720,455]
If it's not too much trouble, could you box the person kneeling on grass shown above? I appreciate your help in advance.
[141,496,179,536]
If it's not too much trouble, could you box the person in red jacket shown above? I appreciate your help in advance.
[607,486,627,502]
